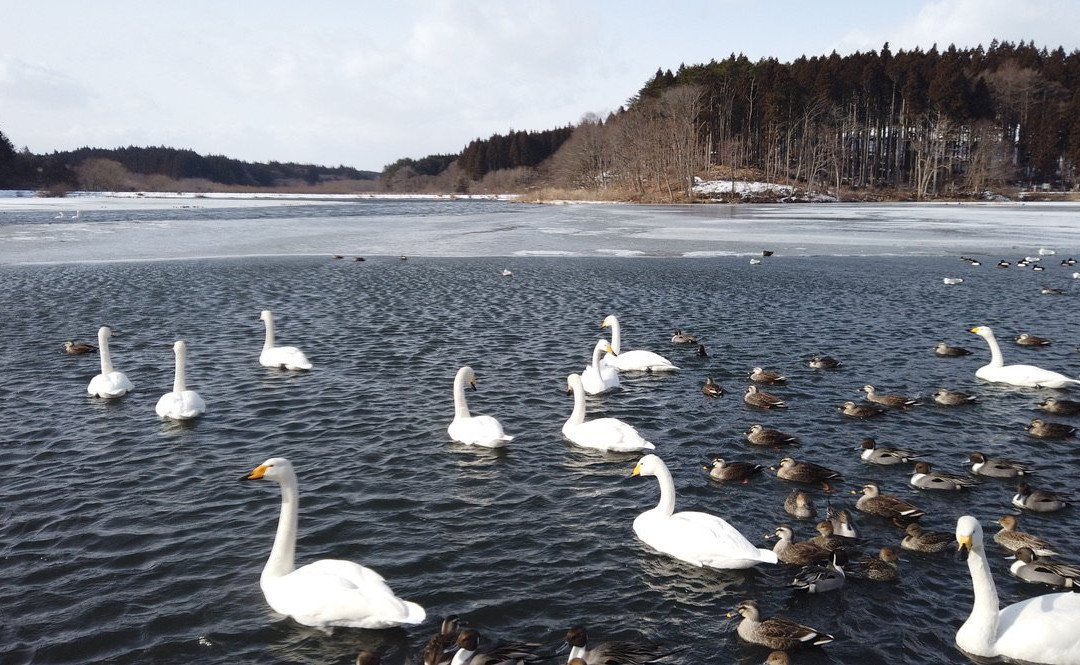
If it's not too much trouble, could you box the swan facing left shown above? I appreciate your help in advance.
[87,326,134,398]
[969,326,1079,388]
[447,366,514,448]
[243,457,425,629]
[259,310,312,370]
[154,340,206,420]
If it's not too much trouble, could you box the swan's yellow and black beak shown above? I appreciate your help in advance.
[468,378,477,392]
[244,464,269,481]
[630,461,643,478]
[956,534,972,562]
[606,344,617,356]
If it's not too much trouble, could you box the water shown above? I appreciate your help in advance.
[2,197,1080,665]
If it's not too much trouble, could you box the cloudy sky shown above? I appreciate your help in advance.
[2,0,1079,172]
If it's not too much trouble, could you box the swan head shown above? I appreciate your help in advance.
[260,310,272,322]
[458,366,477,390]
[955,515,982,561]
[244,457,294,482]
[631,454,664,478]
[593,339,616,356]
[601,314,618,329]
[173,340,187,355]
[566,373,583,395]
[969,326,991,338]
[98,326,113,340]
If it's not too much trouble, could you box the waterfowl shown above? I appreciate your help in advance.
[943,277,964,285]
[771,525,830,565]
[954,515,1080,664]
[1026,418,1076,439]
[356,651,381,665]
[968,452,1033,478]
[1016,333,1052,346]
[354,256,365,262]
[783,490,815,519]
[86,326,134,399]
[862,384,917,409]
[500,268,513,277]
[563,374,654,452]
[701,377,724,398]
[242,458,425,629]
[901,523,953,553]
[154,340,206,421]
[997,260,1011,268]
[601,315,679,372]
[746,424,799,447]
[910,461,979,491]
[932,388,977,406]
[775,457,841,490]
[446,629,541,665]
[994,515,1057,556]
[671,329,698,345]
[581,340,621,395]
[728,600,834,650]
[749,258,762,265]
[704,458,763,483]
[331,254,343,260]
[847,546,900,581]
[839,401,886,419]
[854,483,924,523]
[765,652,790,665]
[808,355,842,369]
[761,249,774,257]
[810,520,849,553]
[934,342,972,357]
[631,454,777,569]
[749,367,787,385]
[1041,286,1064,295]
[695,344,709,358]
[563,625,673,664]
[1038,396,1080,416]
[448,366,514,448]
[826,506,860,539]
[422,616,463,665]
[1013,482,1070,512]
[1039,248,1057,256]
[63,340,97,355]
[259,310,312,370]
[968,326,1080,388]
[1010,548,1080,589]
[791,550,847,593]
[744,385,786,409]
[1063,257,1078,266]
[859,438,918,465]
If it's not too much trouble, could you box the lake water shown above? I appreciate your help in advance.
[2,196,1080,665]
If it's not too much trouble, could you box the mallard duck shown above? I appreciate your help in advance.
[840,401,886,419]
[1016,333,1051,346]
[969,452,1033,478]
[671,329,699,345]
[862,384,917,409]
[854,483,924,523]
[746,424,799,447]
[704,458,763,483]
[934,342,972,357]
[910,461,979,491]
[1038,397,1080,416]
[749,366,787,384]
[810,520,849,552]
[826,506,860,539]
[1010,548,1080,589]
[702,377,724,398]
[932,388,977,406]
[744,385,786,409]
[563,625,673,664]
[783,490,816,519]
[859,437,918,465]
[901,523,953,553]
[808,354,842,369]
[848,546,900,581]
[62,340,97,355]
[775,457,842,490]
[1026,419,1076,440]
[791,550,847,594]
[994,515,1057,556]
[728,600,834,650]
[1013,482,1070,512]
[771,526,830,565]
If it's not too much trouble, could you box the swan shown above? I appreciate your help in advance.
[630,454,776,569]
[259,310,312,370]
[87,326,134,398]
[447,366,513,448]
[154,340,206,420]
[563,374,654,452]
[243,457,425,629]
[955,515,1080,663]
[969,326,1079,388]
[600,315,679,372]
[580,340,620,395]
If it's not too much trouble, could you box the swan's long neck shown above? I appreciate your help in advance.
[264,473,299,581]
[567,378,586,426]
[591,343,605,368]
[453,370,471,419]
[98,328,114,374]
[607,319,622,354]
[173,345,187,393]
[262,316,276,350]
[960,542,1000,654]
[981,331,1004,367]
[651,463,677,517]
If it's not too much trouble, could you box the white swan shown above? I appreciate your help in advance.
[580,339,620,395]
[955,515,1080,663]
[259,310,312,370]
[87,326,134,398]
[969,326,1080,388]
[601,315,679,373]
[244,457,426,629]
[447,366,513,448]
[631,454,777,569]
[563,374,654,452]
[155,340,206,420]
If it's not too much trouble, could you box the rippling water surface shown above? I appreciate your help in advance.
[2,199,1080,665]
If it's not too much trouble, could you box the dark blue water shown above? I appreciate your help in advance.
[2,200,1080,665]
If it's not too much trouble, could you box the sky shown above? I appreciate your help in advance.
[2,0,1080,173]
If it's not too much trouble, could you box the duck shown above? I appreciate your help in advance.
[847,546,900,581]
[968,452,1033,478]
[808,354,842,369]
[901,523,953,553]
[748,367,787,384]
[1063,257,1078,266]
[749,258,762,265]
[839,401,886,418]
[746,424,799,447]
[1010,548,1080,589]
[728,600,833,650]
[994,515,1057,556]
[242,458,425,629]
[86,326,134,399]
[826,506,860,539]
[1041,286,1064,295]
[154,340,206,421]
[934,342,972,357]
[744,385,786,409]
[859,437,919,465]
[671,329,699,345]
[631,454,777,569]
[500,268,513,277]
[932,387,977,406]
[422,616,463,665]
[563,625,673,664]
[968,326,1080,388]
[600,315,679,372]
[1013,482,1070,512]
[775,457,841,490]
[791,550,847,594]
[854,483,924,523]
[765,652,790,665]
[445,629,542,665]
[862,384,917,409]
[448,366,514,448]
[1026,418,1077,439]
[954,515,1080,664]
[701,377,724,398]
[581,340,621,395]
[63,340,97,355]
[1016,333,1052,346]
[909,461,979,491]
[783,490,815,519]
[1038,396,1080,416]
[810,520,849,553]
[356,651,381,665]
[771,525,831,565]
[997,260,1011,268]
[943,277,964,285]
[259,310,312,370]
[695,344,709,358]
[704,458,763,483]
[563,374,654,453]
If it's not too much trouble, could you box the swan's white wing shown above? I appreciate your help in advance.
[608,350,679,372]
[976,364,1080,388]
[634,510,775,569]
[260,346,312,370]
[582,363,620,394]
[88,371,133,398]
[448,414,513,447]
[993,592,1080,664]
[565,417,654,452]
[156,390,206,420]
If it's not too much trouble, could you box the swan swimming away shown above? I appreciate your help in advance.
[259,310,312,370]
[581,339,620,395]
[154,340,206,420]
[969,326,1080,388]
[563,373,654,452]
[631,454,776,569]
[600,315,679,372]
[243,457,425,629]
[87,326,134,398]
[447,366,513,448]
[955,515,1080,663]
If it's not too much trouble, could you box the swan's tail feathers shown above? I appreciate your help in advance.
[758,548,780,564]
[402,601,426,626]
